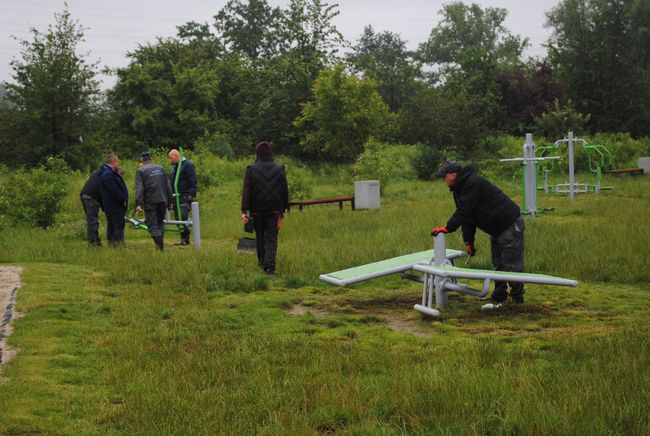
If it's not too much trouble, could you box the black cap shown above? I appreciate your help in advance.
[140,151,151,160]
[434,161,462,178]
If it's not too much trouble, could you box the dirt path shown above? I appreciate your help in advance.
[0,266,22,365]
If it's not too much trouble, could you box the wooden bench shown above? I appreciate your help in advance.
[288,196,354,211]
[607,168,644,175]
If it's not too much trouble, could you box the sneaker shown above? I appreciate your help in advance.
[174,240,188,246]
[264,267,276,275]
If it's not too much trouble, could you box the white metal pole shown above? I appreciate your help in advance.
[524,133,537,215]
[191,201,201,249]
[568,131,575,204]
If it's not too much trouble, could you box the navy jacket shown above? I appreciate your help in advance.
[169,158,197,201]
[99,164,128,215]
[446,166,520,244]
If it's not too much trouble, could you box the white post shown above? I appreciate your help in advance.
[523,133,537,215]
[191,201,201,249]
[433,233,448,308]
[568,131,575,204]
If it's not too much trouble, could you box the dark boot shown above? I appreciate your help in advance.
[153,236,164,251]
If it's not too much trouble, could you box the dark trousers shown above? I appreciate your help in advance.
[81,195,101,246]
[106,212,125,245]
[253,212,280,271]
[490,216,525,301]
[145,203,167,250]
[174,202,191,243]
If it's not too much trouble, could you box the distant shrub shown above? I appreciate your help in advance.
[0,166,72,228]
[533,100,590,140]
[353,139,392,192]
[195,132,235,160]
[411,143,446,180]
[278,157,314,201]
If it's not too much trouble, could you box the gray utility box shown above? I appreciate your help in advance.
[354,180,381,209]
[638,157,650,175]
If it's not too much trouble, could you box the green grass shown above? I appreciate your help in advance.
[0,166,649,434]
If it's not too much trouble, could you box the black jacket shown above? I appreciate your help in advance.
[80,167,102,203]
[99,164,128,215]
[241,159,289,213]
[446,166,520,243]
[170,158,197,201]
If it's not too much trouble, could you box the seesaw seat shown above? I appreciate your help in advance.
[319,249,465,287]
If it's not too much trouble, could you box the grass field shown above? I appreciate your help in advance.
[0,162,649,434]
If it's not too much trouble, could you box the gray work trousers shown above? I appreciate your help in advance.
[253,212,280,271]
[490,216,526,301]
[81,194,101,246]
[145,203,167,250]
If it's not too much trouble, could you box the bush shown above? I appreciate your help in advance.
[411,143,446,180]
[194,132,235,160]
[277,157,314,201]
[533,100,590,140]
[352,139,401,193]
[0,166,72,228]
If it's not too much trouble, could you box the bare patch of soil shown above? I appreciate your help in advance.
[0,266,22,366]
[386,317,436,338]
[287,304,328,318]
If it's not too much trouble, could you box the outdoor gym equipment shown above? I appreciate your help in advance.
[320,233,578,317]
[537,131,612,203]
[500,133,558,216]
[125,146,202,248]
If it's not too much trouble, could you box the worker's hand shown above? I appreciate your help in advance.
[167,203,174,210]
[135,206,142,215]
[241,213,249,224]
[431,226,448,237]
[466,243,476,257]
[187,195,193,202]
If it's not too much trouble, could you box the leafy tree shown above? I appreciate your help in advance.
[546,0,650,136]
[399,81,490,157]
[496,62,565,134]
[0,9,101,169]
[214,0,283,60]
[108,35,228,154]
[418,2,528,132]
[293,64,396,162]
[347,26,420,112]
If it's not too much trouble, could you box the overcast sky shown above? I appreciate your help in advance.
[0,0,562,90]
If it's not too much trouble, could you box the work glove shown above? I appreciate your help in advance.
[431,226,448,237]
[465,242,476,257]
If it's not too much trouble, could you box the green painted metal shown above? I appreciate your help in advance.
[326,249,461,280]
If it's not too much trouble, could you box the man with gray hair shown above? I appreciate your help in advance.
[135,152,173,251]
[99,154,128,246]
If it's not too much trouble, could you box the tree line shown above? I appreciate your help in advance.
[0,0,649,170]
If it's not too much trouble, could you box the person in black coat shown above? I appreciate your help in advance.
[99,154,129,246]
[80,166,104,246]
[432,161,526,304]
[241,141,289,274]
[168,149,197,246]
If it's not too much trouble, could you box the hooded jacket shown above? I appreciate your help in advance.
[445,166,520,244]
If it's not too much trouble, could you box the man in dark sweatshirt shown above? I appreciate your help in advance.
[80,165,104,246]
[135,152,173,251]
[432,161,526,304]
[241,141,289,274]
